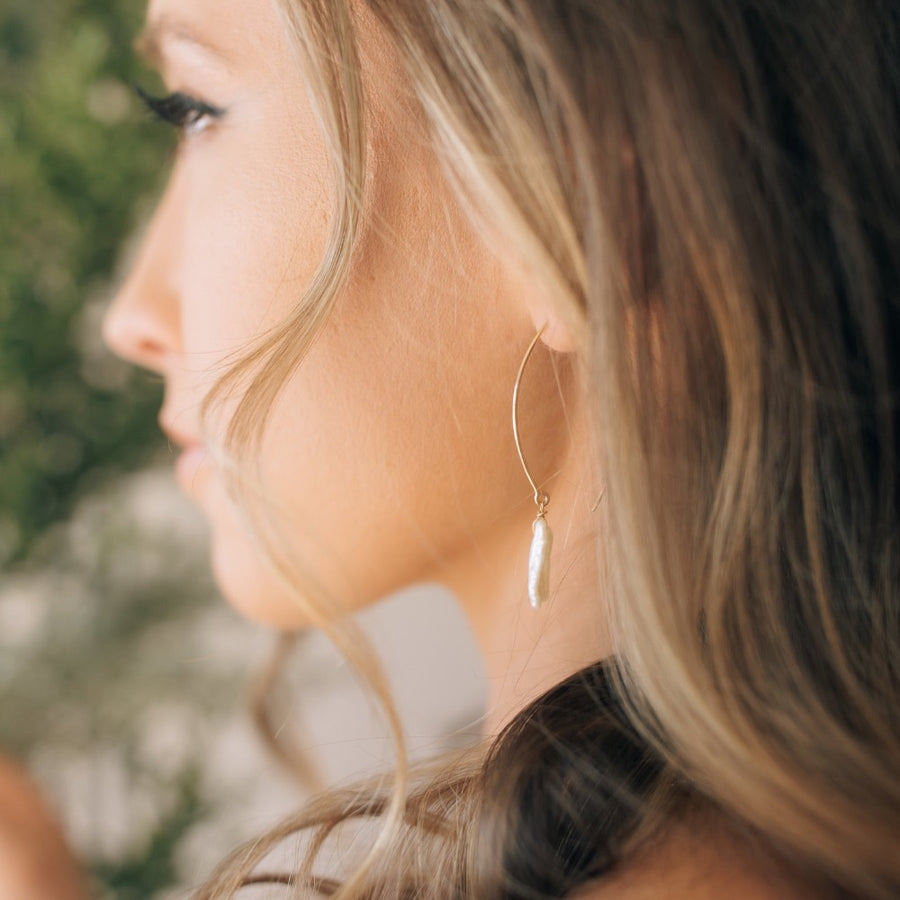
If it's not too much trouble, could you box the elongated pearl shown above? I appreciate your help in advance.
[528,515,553,609]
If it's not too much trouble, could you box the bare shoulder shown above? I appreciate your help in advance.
[0,756,87,900]
[571,816,824,900]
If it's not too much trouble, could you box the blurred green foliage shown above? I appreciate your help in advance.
[0,0,172,562]
[91,767,207,900]
[0,3,232,896]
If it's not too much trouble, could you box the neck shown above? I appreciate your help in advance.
[446,473,609,735]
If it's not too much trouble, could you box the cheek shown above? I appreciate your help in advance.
[175,114,333,367]
[248,229,533,607]
[173,78,559,618]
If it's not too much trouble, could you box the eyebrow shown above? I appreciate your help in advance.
[136,15,231,67]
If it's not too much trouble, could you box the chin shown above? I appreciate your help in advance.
[205,507,317,629]
[199,469,395,629]
[190,460,312,628]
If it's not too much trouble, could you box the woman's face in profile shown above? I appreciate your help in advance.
[104,0,559,625]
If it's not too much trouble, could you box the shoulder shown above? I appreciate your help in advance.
[571,816,824,900]
[0,757,87,900]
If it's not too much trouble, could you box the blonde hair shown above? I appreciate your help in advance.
[196,1,900,897]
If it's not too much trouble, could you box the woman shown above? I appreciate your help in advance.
[103,0,900,897]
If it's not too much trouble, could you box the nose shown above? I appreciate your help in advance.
[103,191,181,375]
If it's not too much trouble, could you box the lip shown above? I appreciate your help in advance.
[160,415,209,493]
[174,443,210,493]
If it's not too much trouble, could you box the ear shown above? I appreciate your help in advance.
[520,293,580,353]
[501,251,581,354]
[534,315,578,353]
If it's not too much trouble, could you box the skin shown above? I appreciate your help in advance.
[101,1,813,896]
[104,0,606,731]
[576,814,825,900]
[0,757,87,900]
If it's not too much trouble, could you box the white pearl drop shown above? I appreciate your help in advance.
[528,516,553,609]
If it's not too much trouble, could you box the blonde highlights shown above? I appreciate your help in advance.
[196,1,900,897]
[196,4,415,895]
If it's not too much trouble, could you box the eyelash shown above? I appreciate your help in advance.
[134,85,225,136]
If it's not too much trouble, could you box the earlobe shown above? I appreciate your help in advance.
[518,284,581,354]
[521,304,580,353]
[536,317,578,354]
[501,247,582,354]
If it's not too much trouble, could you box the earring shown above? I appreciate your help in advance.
[512,325,553,610]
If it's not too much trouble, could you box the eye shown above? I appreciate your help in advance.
[134,85,226,137]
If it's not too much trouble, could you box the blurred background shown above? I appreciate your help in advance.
[0,1,484,896]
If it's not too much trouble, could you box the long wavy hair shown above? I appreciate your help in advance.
[196,1,900,897]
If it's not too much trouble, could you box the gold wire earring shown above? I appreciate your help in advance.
[513,325,553,610]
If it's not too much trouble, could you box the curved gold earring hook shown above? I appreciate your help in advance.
[513,325,553,609]
[512,324,549,516]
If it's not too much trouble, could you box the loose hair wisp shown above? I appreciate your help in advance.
[197,2,900,897]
